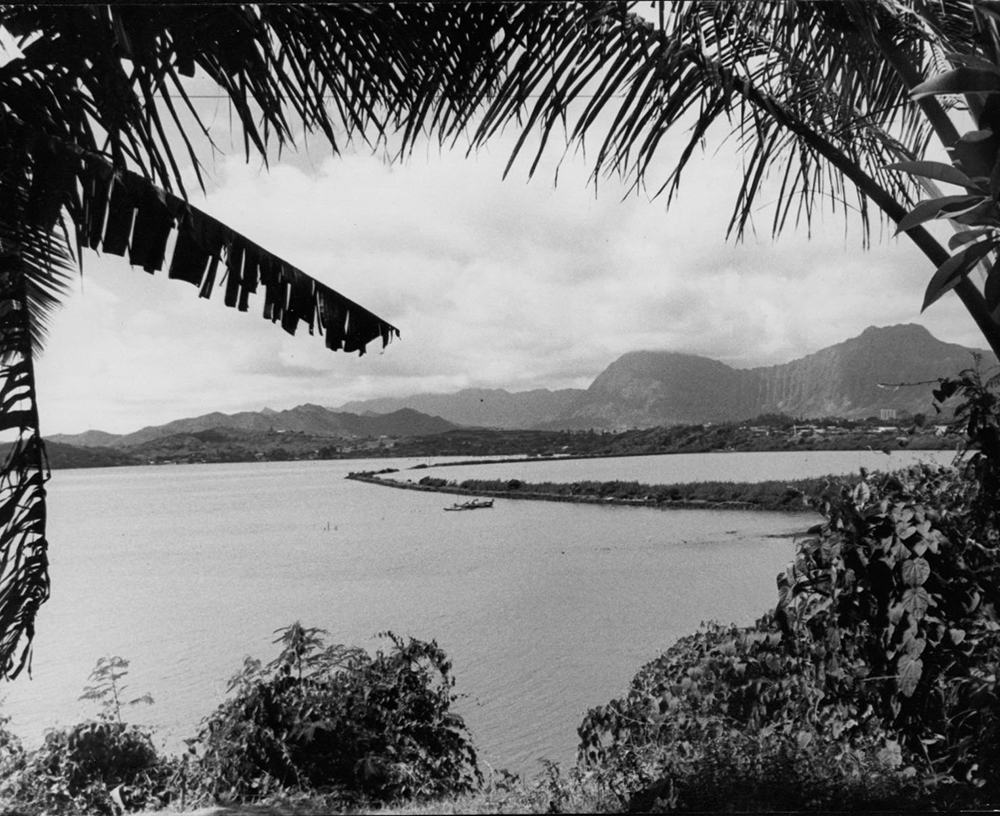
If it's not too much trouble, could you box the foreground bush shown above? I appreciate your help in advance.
[610,724,916,813]
[577,618,919,812]
[0,657,181,815]
[779,463,1000,806]
[193,623,480,807]
[579,465,1000,810]
[0,628,479,814]
[576,367,1000,812]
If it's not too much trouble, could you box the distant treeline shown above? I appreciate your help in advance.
[35,410,964,469]
[385,413,960,460]
[0,441,139,470]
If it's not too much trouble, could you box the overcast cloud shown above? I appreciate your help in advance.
[34,110,981,435]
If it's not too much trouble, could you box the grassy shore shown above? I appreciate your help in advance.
[346,469,842,512]
[139,764,620,814]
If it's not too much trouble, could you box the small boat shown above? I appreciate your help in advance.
[444,498,494,511]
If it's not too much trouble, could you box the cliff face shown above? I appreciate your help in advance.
[336,324,994,430]
[556,325,993,428]
[750,324,989,418]
[571,352,752,427]
[74,324,992,442]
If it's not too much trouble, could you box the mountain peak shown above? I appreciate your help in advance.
[55,325,993,442]
[52,404,458,448]
[857,324,934,342]
[556,325,993,429]
[335,387,587,429]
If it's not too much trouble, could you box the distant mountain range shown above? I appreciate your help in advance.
[51,406,457,449]
[51,324,992,448]
[336,387,585,429]
[336,324,994,430]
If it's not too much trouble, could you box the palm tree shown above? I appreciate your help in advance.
[0,4,458,678]
[3,1,997,677]
[384,1,1000,353]
[0,0,549,680]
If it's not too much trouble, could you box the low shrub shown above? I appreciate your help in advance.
[417,476,449,488]
[1,656,180,815]
[11,720,175,814]
[615,726,917,813]
[580,479,1000,808]
[192,622,480,807]
[777,463,1000,807]
[576,366,1000,811]
[577,618,920,812]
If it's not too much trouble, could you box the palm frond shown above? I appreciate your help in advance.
[0,128,75,358]
[68,148,400,355]
[370,1,980,243]
[0,4,486,195]
[0,3,427,679]
[0,259,48,679]
[0,417,48,680]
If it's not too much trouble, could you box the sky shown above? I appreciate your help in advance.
[33,65,984,436]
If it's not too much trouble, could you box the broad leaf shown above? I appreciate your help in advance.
[922,240,998,311]
[902,633,926,659]
[902,586,932,621]
[951,199,999,226]
[896,195,988,234]
[949,228,995,250]
[944,53,1000,73]
[897,653,923,698]
[986,258,1000,316]
[901,556,931,587]
[885,161,983,192]
[959,129,994,143]
[878,739,903,768]
[912,67,1000,99]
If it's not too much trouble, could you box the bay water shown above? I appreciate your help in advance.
[0,449,954,776]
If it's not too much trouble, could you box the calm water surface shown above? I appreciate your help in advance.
[0,450,954,775]
[415,447,957,485]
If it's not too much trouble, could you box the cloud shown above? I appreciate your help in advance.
[33,125,989,435]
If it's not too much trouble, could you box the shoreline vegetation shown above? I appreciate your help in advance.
[3,456,991,814]
[8,424,981,814]
[345,465,844,513]
[37,413,962,469]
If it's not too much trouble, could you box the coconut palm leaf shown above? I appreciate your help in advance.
[0,165,61,677]
[420,2,936,236]
[0,357,48,679]
[3,0,995,677]
[57,143,400,353]
[379,2,1000,350]
[0,4,516,195]
[0,3,450,676]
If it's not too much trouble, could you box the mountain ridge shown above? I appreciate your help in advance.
[51,324,993,444]
[335,387,585,429]
[51,406,458,448]
[339,324,994,430]
[554,324,991,428]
